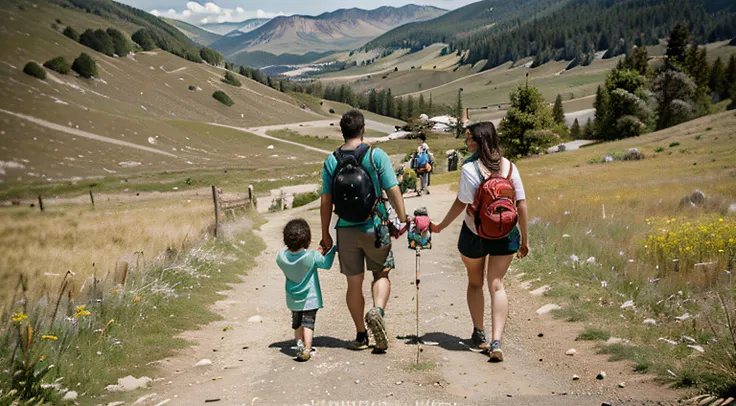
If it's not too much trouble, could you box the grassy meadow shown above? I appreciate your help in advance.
[500,111,736,397]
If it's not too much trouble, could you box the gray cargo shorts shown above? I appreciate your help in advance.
[336,227,393,276]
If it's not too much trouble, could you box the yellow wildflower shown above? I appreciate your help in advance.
[41,335,58,341]
[133,296,141,303]
[719,218,725,223]
[40,355,46,362]
[74,305,91,318]
[11,312,28,324]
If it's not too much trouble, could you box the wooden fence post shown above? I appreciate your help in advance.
[212,185,220,238]
[38,195,44,212]
[89,190,95,207]
[248,185,255,209]
[114,261,129,286]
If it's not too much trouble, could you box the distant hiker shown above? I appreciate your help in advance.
[431,122,529,362]
[413,134,433,196]
[320,110,410,353]
[276,218,336,362]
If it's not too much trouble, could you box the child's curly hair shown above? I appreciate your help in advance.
[283,218,311,251]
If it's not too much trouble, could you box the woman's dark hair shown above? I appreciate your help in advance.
[467,122,502,172]
[283,218,311,251]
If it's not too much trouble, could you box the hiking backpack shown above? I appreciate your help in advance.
[330,144,378,223]
[416,151,430,168]
[468,162,518,240]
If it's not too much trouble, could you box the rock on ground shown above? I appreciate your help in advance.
[536,304,562,315]
[105,375,153,392]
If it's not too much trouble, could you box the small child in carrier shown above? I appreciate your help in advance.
[276,219,336,362]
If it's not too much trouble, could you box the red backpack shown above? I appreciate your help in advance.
[468,161,518,240]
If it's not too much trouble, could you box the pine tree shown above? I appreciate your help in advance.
[570,118,581,139]
[709,57,726,102]
[377,90,386,116]
[553,94,565,124]
[396,96,405,121]
[407,96,414,120]
[583,118,594,139]
[498,83,556,158]
[666,23,690,68]
[726,55,736,102]
[386,89,394,118]
[455,89,464,138]
[621,46,649,75]
[593,85,609,139]
[654,70,697,130]
[428,93,433,114]
[368,89,377,113]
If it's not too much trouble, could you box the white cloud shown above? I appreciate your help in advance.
[152,2,285,25]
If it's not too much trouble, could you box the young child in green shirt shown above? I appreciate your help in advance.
[276,218,336,362]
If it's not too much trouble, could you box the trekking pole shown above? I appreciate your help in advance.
[415,246,421,365]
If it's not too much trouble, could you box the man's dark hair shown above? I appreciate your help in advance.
[340,110,365,140]
[283,218,311,251]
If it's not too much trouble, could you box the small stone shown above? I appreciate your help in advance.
[248,315,263,323]
[536,304,562,315]
[618,382,626,388]
[565,349,576,356]
[596,371,606,380]
[643,319,657,326]
[606,337,624,345]
[572,375,580,381]
[530,285,551,296]
[395,381,403,385]
[537,333,544,337]
[62,391,78,400]
[195,359,213,367]
[355,380,360,384]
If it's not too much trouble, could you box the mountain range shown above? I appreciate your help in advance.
[204,5,446,66]
[200,19,271,36]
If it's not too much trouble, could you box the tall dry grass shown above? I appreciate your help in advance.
[0,195,213,303]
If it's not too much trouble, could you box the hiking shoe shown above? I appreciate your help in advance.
[488,340,504,363]
[296,339,305,354]
[471,328,491,353]
[365,308,388,352]
[296,348,311,362]
[348,332,369,351]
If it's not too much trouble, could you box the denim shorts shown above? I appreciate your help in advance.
[457,223,520,259]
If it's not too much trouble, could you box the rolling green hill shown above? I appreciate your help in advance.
[0,0,324,186]
[164,18,223,46]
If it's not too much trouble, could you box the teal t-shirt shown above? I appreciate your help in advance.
[321,145,399,231]
[276,246,336,311]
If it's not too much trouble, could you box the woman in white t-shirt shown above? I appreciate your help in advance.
[431,122,529,363]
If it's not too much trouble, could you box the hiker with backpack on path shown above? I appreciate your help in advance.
[430,122,529,363]
[320,110,410,353]
[412,135,433,196]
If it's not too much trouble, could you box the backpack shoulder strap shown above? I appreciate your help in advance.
[506,163,514,181]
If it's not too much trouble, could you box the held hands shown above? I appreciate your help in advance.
[430,222,443,234]
[319,234,334,252]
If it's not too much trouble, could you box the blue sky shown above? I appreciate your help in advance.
[117,1,477,24]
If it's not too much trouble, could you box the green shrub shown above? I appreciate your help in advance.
[62,26,80,41]
[399,168,418,194]
[292,191,320,208]
[43,56,71,74]
[329,108,336,114]
[669,142,681,148]
[200,47,223,66]
[654,147,665,153]
[72,53,98,78]
[106,28,131,57]
[79,29,114,56]
[222,71,241,87]
[576,327,611,341]
[22,62,46,80]
[212,91,234,106]
[131,29,155,51]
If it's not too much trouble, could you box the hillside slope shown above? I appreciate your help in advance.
[200,19,270,36]
[0,1,323,183]
[211,5,447,58]
[164,18,222,46]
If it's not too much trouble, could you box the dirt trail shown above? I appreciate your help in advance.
[140,185,681,406]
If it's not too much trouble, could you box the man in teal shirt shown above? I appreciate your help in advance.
[320,110,409,353]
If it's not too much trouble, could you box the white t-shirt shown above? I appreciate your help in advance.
[457,157,526,235]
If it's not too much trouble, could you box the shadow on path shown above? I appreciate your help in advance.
[269,336,351,357]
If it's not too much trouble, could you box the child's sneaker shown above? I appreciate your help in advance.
[488,340,504,363]
[296,339,305,354]
[470,328,491,353]
[348,332,369,350]
[296,348,311,362]
[365,308,388,352]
